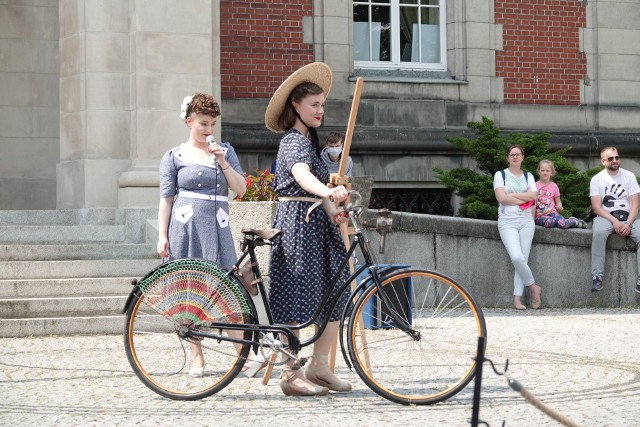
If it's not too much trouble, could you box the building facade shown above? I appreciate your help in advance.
[1,0,639,211]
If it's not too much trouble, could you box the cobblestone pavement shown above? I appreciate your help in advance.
[1,308,639,427]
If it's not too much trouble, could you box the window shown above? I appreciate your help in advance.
[353,0,446,70]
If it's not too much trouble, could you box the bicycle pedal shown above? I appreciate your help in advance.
[291,357,307,370]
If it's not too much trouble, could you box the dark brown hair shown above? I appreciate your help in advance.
[325,132,344,146]
[277,82,324,131]
[186,92,221,119]
[506,144,524,157]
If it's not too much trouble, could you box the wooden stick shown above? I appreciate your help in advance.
[261,352,278,385]
[337,77,364,177]
[328,77,369,373]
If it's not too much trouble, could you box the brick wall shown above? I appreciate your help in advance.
[220,0,314,99]
[495,0,586,105]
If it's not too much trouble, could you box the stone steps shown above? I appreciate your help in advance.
[0,208,119,225]
[0,244,156,261]
[0,295,128,319]
[0,208,159,338]
[0,259,159,280]
[0,225,126,244]
[0,277,135,298]
[1,315,127,337]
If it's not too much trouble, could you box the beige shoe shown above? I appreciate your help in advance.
[305,355,352,393]
[280,366,329,396]
[513,297,526,310]
[529,284,542,309]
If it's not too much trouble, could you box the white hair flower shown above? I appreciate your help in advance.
[180,95,193,120]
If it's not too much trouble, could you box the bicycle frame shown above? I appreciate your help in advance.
[124,193,487,405]
[193,197,417,358]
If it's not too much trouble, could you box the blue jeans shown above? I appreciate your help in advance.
[498,216,536,296]
[591,216,640,279]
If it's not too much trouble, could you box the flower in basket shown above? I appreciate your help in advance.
[234,169,278,201]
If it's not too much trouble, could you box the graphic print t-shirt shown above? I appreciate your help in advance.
[494,169,537,219]
[535,181,560,219]
[589,167,640,215]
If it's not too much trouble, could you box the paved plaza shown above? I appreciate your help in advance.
[1,308,639,426]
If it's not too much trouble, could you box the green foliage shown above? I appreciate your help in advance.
[435,117,601,221]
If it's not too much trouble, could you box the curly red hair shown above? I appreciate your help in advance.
[185,92,221,119]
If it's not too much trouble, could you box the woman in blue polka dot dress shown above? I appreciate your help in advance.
[265,63,352,396]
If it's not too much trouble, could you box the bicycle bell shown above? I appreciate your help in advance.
[375,209,393,254]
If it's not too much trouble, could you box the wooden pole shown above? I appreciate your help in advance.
[328,77,368,372]
[337,77,363,178]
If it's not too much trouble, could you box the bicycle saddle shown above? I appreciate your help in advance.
[241,227,282,240]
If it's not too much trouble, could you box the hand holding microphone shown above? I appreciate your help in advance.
[206,135,227,168]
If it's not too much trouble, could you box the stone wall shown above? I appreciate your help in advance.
[363,210,640,309]
[144,203,639,309]
[0,1,59,209]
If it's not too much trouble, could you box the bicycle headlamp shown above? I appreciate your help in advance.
[375,209,393,253]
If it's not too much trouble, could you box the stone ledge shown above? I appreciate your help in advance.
[365,210,640,308]
[118,171,159,187]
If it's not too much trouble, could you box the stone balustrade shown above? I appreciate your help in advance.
[363,211,640,308]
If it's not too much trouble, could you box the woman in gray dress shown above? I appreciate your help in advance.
[156,92,247,377]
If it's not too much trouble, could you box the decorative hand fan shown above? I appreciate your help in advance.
[135,259,252,326]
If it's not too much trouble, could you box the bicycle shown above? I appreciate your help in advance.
[123,192,487,405]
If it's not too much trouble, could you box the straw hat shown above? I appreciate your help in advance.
[264,62,332,133]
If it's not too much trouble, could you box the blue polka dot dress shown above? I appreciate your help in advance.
[269,129,350,325]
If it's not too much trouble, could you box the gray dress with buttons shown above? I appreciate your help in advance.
[159,142,243,270]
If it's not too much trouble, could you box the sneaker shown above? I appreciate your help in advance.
[635,277,640,294]
[591,276,603,292]
[570,217,587,229]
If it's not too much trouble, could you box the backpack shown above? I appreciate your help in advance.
[500,170,534,210]
[500,169,531,186]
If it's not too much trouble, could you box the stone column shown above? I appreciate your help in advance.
[58,0,131,208]
[312,0,352,100]
[0,1,59,210]
[58,0,218,208]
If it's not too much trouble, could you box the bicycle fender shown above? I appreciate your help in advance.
[338,302,355,370]
[122,279,140,314]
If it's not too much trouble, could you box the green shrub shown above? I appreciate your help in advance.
[434,117,601,221]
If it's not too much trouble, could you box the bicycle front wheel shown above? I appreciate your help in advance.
[124,259,255,400]
[347,269,486,405]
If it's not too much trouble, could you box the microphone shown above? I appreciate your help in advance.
[206,135,217,167]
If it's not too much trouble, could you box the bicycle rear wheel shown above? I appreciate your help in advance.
[347,269,486,405]
[124,259,255,400]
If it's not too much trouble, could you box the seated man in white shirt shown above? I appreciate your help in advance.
[589,146,640,293]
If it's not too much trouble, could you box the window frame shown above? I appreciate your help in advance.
[353,0,447,71]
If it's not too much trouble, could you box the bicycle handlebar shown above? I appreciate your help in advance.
[342,191,364,216]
